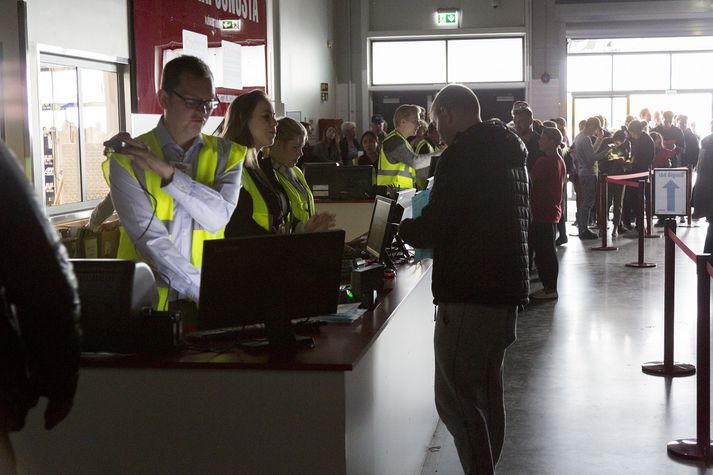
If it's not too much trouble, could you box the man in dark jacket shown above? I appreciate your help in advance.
[0,140,81,472]
[399,84,529,475]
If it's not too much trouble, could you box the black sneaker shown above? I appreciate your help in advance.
[579,230,599,240]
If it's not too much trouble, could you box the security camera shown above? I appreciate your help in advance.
[491,0,500,8]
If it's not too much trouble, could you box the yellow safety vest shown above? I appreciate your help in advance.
[275,166,314,226]
[415,139,435,155]
[240,166,272,232]
[377,130,417,189]
[102,130,246,310]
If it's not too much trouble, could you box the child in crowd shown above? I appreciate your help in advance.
[530,126,567,300]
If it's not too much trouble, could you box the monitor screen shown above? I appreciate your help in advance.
[198,230,345,346]
[303,162,338,198]
[365,196,395,260]
[332,165,374,200]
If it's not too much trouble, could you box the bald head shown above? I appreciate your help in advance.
[430,84,482,145]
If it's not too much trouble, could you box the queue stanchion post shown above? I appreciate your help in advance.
[679,164,699,228]
[642,220,695,376]
[592,174,617,251]
[627,180,656,268]
[667,253,713,462]
[645,174,660,239]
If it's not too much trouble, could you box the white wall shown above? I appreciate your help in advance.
[277,0,338,128]
[26,0,130,59]
[369,0,525,32]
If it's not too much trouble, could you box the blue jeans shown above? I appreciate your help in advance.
[434,303,518,475]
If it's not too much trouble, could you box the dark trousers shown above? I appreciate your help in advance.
[530,222,559,290]
[435,303,517,475]
[705,218,713,257]
[557,185,567,238]
[608,183,625,228]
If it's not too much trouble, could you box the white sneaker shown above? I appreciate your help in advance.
[532,289,558,300]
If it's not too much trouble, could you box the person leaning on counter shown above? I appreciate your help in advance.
[103,55,245,312]
[221,92,334,237]
[269,117,336,232]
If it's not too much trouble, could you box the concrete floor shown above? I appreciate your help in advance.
[422,216,713,475]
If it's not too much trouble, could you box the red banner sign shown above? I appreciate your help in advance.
[132,0,268,115]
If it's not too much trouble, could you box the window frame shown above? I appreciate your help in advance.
[37,52,127,217]
[369,35,525,88]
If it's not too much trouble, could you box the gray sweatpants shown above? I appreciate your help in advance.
[434,303,518,475]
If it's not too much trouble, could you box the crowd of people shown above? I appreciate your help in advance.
[5,52,713,475]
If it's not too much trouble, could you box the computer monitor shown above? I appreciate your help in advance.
[198,230,346,349]
[71,259,157,352]
[428,155,441,178]
[303,162,338,199]
[365,196,402,265]
[332,165,374,200]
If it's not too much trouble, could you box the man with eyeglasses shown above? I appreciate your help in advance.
[103,55,245,319]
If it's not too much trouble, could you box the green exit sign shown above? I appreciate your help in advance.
[221,19,241,31]
[436,11,459,27]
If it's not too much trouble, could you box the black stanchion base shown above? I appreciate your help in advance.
[626,262,657,268]
[592,246,618,251]
[644,234,662,239]
[641,361,696,377]
[668,439,713,462]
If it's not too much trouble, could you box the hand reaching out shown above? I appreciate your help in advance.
[305,212,336,233]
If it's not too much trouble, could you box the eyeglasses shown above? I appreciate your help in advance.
[170,90,220,113]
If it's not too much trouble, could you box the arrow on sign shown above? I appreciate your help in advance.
[663,179,679,211]
[447,14,455,22]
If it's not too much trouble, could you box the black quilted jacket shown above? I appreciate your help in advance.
[399,119,530,306]
[0,140,81,428]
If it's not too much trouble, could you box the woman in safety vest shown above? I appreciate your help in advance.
[222,91,334,237]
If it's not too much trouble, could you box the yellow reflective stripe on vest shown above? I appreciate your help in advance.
[415,139,434,155]
[105,130,246,310]
[241,166,271,232]
[276,167,314,226]
[377,130,416,188]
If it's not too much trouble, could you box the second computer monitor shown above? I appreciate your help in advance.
[303,162,338,198]
[365,196,401,261]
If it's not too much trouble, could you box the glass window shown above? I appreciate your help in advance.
[672,52,713,90]
[39,58,121,210]
[569,36,713,54]
[572,97,613,134]
[567,55,612,92]
[612,54,670,91]
[372,40,446,85]
[40,65,82,207]
[80,69,118,201]
[611,97,628,131]
[447,38,523,83]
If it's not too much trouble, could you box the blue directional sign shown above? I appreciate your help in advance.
[663,179,679,211]
[653,168,688,216]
